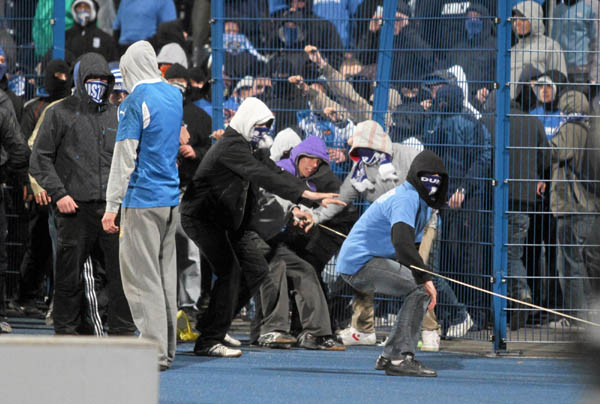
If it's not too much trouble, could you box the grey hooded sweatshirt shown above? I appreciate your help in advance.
[510,1,568,99]
[312,120,420,224]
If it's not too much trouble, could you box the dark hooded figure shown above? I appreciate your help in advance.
[0,46,24,121]
[21,59,71,140]
[66,0,119,63]
[514,64,543,113]
[29,52,135,337]
[335,150,448,377]
[356,1,434,83]
[147,19,189,55]
[446,3,497,111]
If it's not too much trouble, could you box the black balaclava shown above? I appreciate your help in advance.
[44,59,72,100]
[188,66,209,101]
[406,150,449,209]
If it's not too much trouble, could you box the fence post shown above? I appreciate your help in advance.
[371,0,396,127]
[211,0,224,132]
[52,0,65,60]
[492,0,511,352]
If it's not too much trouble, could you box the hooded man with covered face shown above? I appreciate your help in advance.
[30,52,135,338]
[66,0,119,64]
[336,150,448,377]
[180,97,345,358]
[102,41,183,371]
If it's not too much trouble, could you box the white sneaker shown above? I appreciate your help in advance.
[420,330,440,352]
[446,313,474,338]
[0,321,12,333]
[196,343,242,358]
[224,333,242,347]
[548,318,585,331]
[336,327,377,345]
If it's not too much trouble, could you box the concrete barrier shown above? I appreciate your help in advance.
[0,336,159,404]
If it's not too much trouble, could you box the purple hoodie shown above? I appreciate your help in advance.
[276,136,329,177]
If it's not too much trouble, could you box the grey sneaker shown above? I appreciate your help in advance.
[257,331,297,348]
[194,343,242,358]
[0,321,12,333]
[385,354,437,377]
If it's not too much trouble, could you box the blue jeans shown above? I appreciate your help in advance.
[507,213,532,301]
[341,258,429,359]
[556,215,596,317]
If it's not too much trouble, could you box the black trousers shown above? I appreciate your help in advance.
[53,202,134,335]
[181,215,268,348]
[19,203,53,303]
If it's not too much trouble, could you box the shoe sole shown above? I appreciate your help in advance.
[385,369,437,377]
[320,345,346,351]
[420,346,440,352]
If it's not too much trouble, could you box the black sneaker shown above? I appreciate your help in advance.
[317,336,346,351]
[375,355,390,370]
[298,333,346,351]
[385,355,437,377]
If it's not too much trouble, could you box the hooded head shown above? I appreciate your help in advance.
[228,97,275,144]
[71,0,97,27]
[434,84,464,113]
[463,4,493,41]
[44,59,71,99]
[406,150,449,209]
[512,1,544,37]
[514,64,542,112]
[533,70,567,111]
[349,120,393,160]
[270,127,302,161]
[157,42,189,74]
[75,52,114,104]
[120,41,162,93]
[276,136,329,179]
[559,90,590,115]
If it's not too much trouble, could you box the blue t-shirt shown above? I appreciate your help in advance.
[113,0,177,45]
[336,182,431,276]
[530,107,563,140]
[117,80,183,208]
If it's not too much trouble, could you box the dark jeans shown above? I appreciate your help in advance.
[0,195,7,315]
[19,203,53,303]
[53,202,134,335]
[182,215,268,348]
[341,258,429,359]
[507,213,532,301]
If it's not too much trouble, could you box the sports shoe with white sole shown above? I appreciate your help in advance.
[446,312,474,338]
[336,327,376,346]
[420,330,440,352]
[224,333,242,347]
[194,343,242,358]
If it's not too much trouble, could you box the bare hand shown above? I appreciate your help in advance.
[179,144,196,159]
[476,87,490,104]
[323,107,339,122]
[369,16,382,33]
[448,191,465,209]
[288,75,308,92]
[292,207,315,232]
[423,280,437,311]
[327,147,346,163]
[34,190,51,206]
[56,195,78,214]
[301,190,347,208]
[210,129,225,140]
[102,211,119,234]
[304,45,326,67]
[180,125,190,145]
[536,181,546,197]
[420,99,433,110]
[23,186,33,202]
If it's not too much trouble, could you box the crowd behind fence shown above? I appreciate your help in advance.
[0,0,598,351]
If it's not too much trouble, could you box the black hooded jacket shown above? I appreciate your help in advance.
[21,59,72,140]
[392,150,448,284]
[0,75,24,122]
[66,2,119,63]
[30,52,117,203]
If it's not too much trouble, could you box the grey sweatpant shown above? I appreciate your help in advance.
[120,206,178,368]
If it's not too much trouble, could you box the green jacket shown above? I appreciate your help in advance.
[33,0,75,59]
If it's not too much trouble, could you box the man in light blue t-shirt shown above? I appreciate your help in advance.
[102,40,183,371]
[337,150,448,377]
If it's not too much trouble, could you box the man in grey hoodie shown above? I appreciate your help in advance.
[510,1,568,100]
[102,41,183,371]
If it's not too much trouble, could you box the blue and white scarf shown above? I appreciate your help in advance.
[85,80,108,104]
[350,149,397,192]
